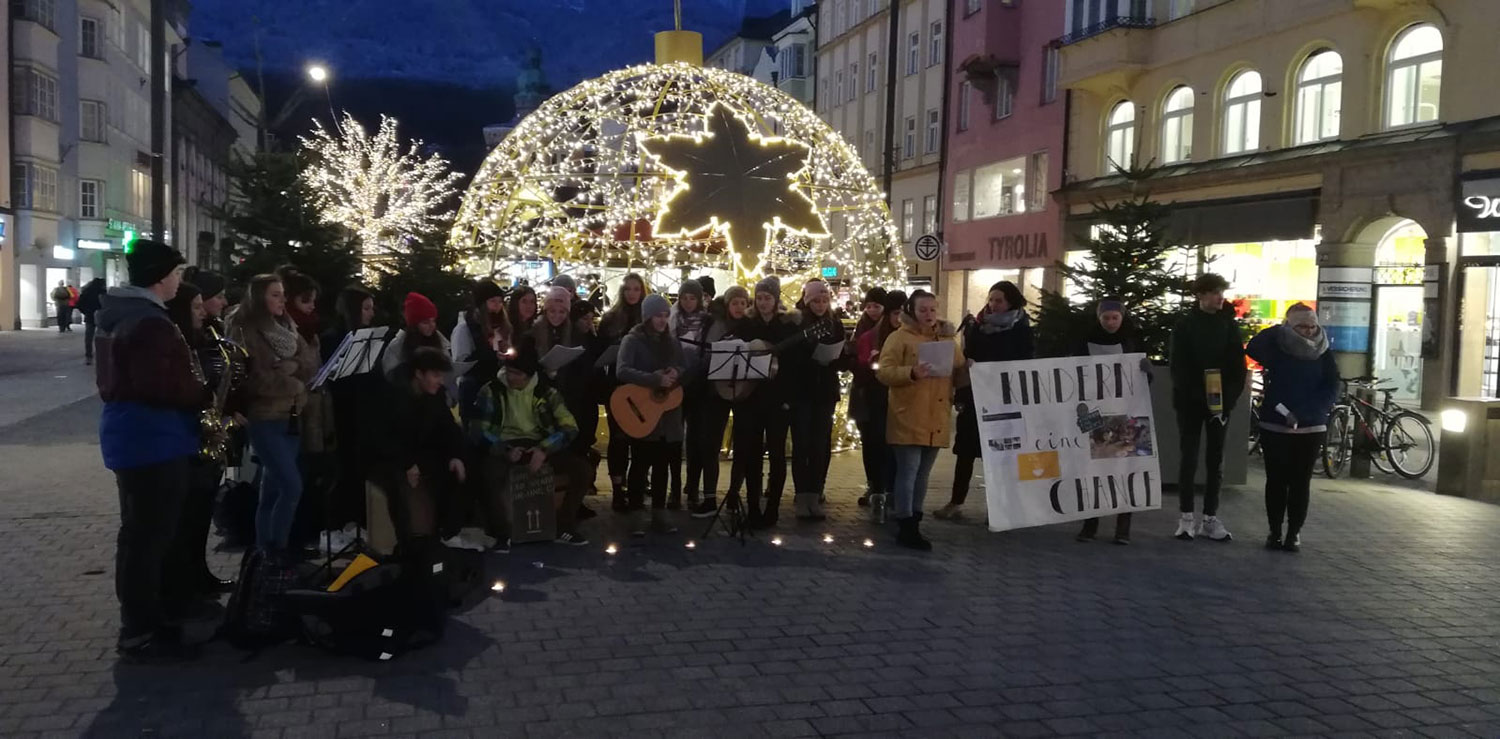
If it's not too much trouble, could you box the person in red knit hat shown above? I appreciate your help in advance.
[382,292,451,382]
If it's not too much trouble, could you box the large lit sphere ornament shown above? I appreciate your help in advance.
[451,62,905,292]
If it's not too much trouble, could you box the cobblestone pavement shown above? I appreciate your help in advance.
[1,348,1497,738]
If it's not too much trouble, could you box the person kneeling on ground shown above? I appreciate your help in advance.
[475,341,592,547]
[368,347,474,552]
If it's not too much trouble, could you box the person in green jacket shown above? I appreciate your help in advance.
[1169,273,1247,542]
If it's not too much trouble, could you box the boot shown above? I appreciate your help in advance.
[611,477,628,513]
[895,517,932,551]
[807,493,827,521]
[761,494,782,527]
[793,493,818,521]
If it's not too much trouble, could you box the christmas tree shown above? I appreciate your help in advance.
[1034,171,1190,358]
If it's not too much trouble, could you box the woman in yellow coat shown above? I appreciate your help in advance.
[876,290,966,550]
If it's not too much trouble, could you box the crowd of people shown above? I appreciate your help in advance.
[93,239,1337,663]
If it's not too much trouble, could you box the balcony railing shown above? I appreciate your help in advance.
[1061,15,1156,45]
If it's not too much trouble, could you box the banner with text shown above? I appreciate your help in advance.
[970,354,1161,532]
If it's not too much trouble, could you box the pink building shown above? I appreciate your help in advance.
[940,0,1066,321]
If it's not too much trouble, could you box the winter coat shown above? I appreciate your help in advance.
[1170,307,1248,414]
[616,323,688,443]
[237,318,319,423]
[94,286,206,470]
[51,285,72,304]
[475,375,579,456]
[737,310,800,404]
[876,314,966,448]
[532,315,599,428]
[369,380,465,479]
[1245,327,1340,432]
[77,279,106,318]
[778,310,846,407]
[958,309,1035,405]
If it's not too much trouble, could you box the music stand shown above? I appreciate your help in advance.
[700,341,773,544]
[311,327,397,573]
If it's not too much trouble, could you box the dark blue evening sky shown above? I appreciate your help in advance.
[189,0,787,90]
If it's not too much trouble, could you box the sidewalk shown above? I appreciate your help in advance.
[0,329,98,429]
[0,388,1495,737]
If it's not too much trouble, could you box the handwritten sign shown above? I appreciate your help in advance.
[970,354,1161,532]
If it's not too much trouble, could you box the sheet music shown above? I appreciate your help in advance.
[917,340,955,378]
[593,345,621,370]
[812,339,844,366]
[540,344,586,371]
[311,327,393,388]
[707,340,772,380]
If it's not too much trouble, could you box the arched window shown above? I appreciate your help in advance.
[1161,86,1195,164]
[1295,50,1343,144]
[1386,24,1442,128]
[1105,102,1135,173]
[1221,70,1261,155]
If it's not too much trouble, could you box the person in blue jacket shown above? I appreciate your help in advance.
[1245,304,1339,553]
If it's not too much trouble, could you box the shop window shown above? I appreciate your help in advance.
[1160,86,1195,164]
[972,155,1027,219]
[1104,101,1135,173]
[1386,24,1442,129]
[1221,70,1261,155]
[952,169,971,223]
[1295,50,1343,144]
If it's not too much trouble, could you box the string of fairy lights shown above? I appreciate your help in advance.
[449,61,907,294]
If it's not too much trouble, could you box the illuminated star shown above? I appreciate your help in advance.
[642,104,828,261]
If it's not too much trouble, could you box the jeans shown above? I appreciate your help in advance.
[248,420,303,550]
[1176,410,1229,516]
[855,415,890,497]
[84,315,97,359]
[891,445,939,519]
[627,440,675,511]
[114,456,192,642]
[790,398,836,496]
[1262,429,1325,537]
[732,398,789,518]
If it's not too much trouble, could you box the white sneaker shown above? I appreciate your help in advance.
[1174,513,1196,540]
[1201,515,1232,542]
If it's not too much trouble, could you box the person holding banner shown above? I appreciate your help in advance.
[937,282,1034,521]
[1245,305,1339,553]
[691,284,752,518]
[1169,273,1247,542]
[1074,298,1149,544]
[784,278,847,521]
[616,294,688,536]
[877,290,966,550]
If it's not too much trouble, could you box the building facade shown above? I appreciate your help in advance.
[0,11,15,330]
[816,0,947,295]
[752,3,817,106]
[940,0,1066,325]
[1057,0,1500,406]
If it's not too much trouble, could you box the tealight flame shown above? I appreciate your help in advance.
[770,536,783,546]
[605,543,618,555]
[685,540,697,549]
[822,534,835,544]
[862,538,874,548]
[491,581,506,592]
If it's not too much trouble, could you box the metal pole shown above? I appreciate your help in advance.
[881,0,901,209]
[150,0,167,243]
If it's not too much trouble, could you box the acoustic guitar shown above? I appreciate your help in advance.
[609,384,685,439]
[712,318,842,402]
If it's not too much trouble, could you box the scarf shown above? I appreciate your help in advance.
[288,306,320,342]
[978,308,1025,335]
[673,308,709,340]
[1276,322,1329,361]
[260,316,300,360]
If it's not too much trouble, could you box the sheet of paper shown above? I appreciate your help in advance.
[917,341,955,378]
[812,339,844,366]
[540,344,586,371]
[593,344,621,370]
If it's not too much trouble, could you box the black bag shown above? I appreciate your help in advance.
[214,480,257,548]
[219,548,302,651]
[289,560,444,660]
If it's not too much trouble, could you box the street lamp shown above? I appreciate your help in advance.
[306,64,329,84]
[266,62,337,141]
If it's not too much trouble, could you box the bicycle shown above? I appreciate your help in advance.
[1321,376,1435,480]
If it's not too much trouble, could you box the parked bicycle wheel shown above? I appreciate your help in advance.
[1322,406,1351,479]
[1383,411,1435,479]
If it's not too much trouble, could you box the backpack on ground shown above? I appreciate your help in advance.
[219,548,302,651]
[287,556,444,660]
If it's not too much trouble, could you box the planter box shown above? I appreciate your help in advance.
[1147,364,1251,487]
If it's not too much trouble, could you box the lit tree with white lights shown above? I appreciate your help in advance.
[300,113,465,267]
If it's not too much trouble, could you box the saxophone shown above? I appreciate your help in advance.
[199,325,247,463]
